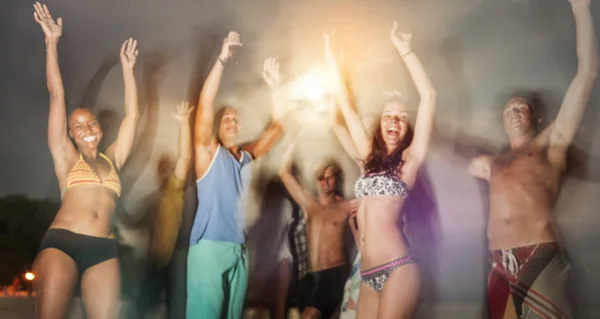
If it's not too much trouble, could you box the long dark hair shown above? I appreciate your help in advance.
[363,119,413,175]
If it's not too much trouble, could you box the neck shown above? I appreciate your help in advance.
[221,140,238,152]
[79,148,99,160]
[318,192,337,205]
[386,145,396,155]
[509,132,534,149]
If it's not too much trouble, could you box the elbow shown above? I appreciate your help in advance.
[577,58,599,80]
[576,69,598,81]
[422,90,437,102]
[126,111,141,122]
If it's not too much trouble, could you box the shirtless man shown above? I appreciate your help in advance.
[468,1,597,318]
[279,137,355,319]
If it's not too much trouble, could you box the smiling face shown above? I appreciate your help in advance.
[380,100,410,153]
[315,163,341,197]
[68,108,102,150]
[217,107,240,145]
[502,97,535,139]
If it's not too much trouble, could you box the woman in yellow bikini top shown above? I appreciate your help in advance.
[31,3,140,319]
[63,152,122,198]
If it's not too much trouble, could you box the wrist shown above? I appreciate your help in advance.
[572,3,590,13]
[400,50,414,58]
[217,55,228,65]
[45,38,59,46]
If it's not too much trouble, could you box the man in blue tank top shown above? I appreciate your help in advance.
[188,31,285,319]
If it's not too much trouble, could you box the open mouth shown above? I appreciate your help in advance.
[386,127,400,138]
[82,136,97,143]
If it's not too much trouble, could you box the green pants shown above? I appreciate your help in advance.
[186,240,248,319]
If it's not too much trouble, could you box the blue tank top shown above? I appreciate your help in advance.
[190,145,253,245]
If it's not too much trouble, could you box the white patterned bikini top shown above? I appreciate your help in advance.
[354,171,410,199]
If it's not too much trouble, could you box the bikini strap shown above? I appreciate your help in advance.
[99,152,114,167]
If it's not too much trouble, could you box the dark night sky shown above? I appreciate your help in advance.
[1,0,600,309]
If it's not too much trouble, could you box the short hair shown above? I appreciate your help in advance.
[315,159,344,195]
[505,90,545,130]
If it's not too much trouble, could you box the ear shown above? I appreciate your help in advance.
[68,130,74,138]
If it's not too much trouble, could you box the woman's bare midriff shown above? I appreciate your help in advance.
[49,186,117,238]
[358,195,410,270]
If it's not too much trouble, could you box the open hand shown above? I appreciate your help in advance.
[120,38,139,69]
[172,101,195,122]
[33,2,62,42]
[391,20,413,54]
[262,57,281,91]
[219,31,242,62]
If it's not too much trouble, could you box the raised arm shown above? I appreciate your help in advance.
[324,34,372,161]
[242,57,284,158]
[195,32,241,176]
[34,3,76,181]
[391,22,437,186]
[328,99,364,165]
[332,121,361,163]
[172,102,195,180]
[278,134,314,214]
[105,38,140,169]
[548,0,598,168]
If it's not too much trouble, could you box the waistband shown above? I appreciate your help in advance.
[489,242,559,262]
[360,255,415,277]
[309,263,350,275]
[489,242,559,277]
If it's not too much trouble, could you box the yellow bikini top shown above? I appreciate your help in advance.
[63,152,121,198]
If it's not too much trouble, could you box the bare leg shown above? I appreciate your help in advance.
[80,258,121,319]
[377,264,421,319]
[33,248,79,319]
[356,281,379,319]
[272,258,291,319]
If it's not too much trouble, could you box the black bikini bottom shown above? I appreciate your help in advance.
[38,228,118,273]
